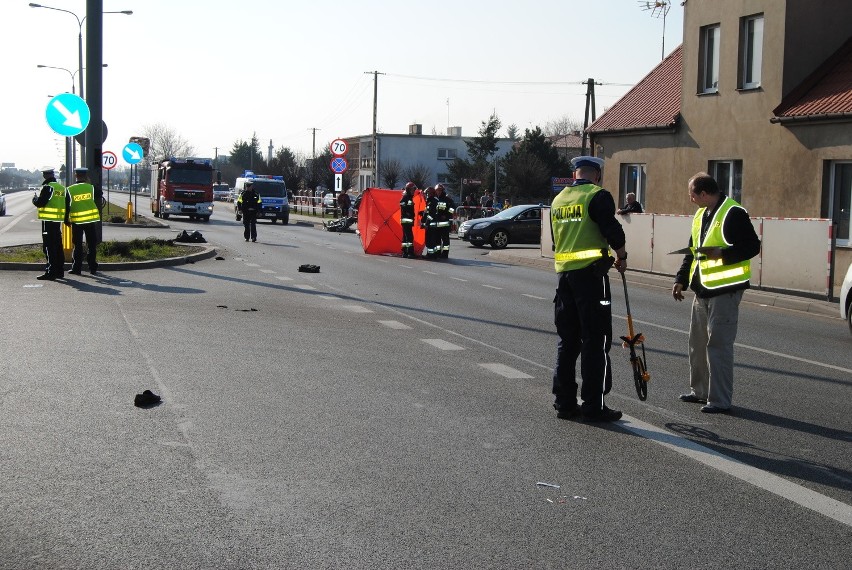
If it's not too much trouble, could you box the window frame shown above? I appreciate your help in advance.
[708,160,743,204]
[827,161,852,246]
[619,163,647,208]
[437,148,458,160]
[698,24,721,94]
[739,14,764,90]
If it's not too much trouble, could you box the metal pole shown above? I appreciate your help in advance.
[372,71,378,187]
[86,0,103,232]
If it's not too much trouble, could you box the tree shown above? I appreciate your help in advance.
[543,114,583,138]
[141,123,195,162]
[446,112,503,198]
[500,127,572,202]
[506,124,520,141]
[380,158,402,189]
[229,134,265,174]
[269,146,303,190]
[401,163,431,190]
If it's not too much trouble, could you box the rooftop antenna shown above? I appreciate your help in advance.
[638,1,672,60]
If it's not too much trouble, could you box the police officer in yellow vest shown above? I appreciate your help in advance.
[67,167,102,275]
[673,172,760,414]
[32,167,70,280]
[551,156,627,422]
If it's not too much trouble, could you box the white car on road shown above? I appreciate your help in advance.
[840,262,852,335]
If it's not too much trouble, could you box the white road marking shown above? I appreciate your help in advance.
[619,416,852,527]
[479,363,533,379]
[422,339,464,351]
[340,305,374,313]
[317,295,338,300]
[522,294,547,300]
[450,277,468,282]
[275,276,293,281]
[622,316,852,375]
[292,284,316,290]
[482,284,502,290]
[378,320,412,330]
[245,263,260,267]
[399,264,413,269]
[0,213,29,235]
[259,269,275,274]
[423,270,439,275]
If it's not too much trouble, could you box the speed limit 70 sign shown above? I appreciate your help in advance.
[102,150,118,170]
[330,138,348,156]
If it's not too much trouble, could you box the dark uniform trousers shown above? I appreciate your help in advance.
[71,222,99,272]
[41,220,64,277]
[401,223,414,257]
[243,210,258,241]
[552,264,613,412]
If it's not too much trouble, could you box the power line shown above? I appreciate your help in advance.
[385,72,634,87]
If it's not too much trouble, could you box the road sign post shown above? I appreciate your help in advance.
[102,151,118,214]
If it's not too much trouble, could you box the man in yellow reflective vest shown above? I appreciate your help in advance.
[672,172,760,414]
[66,168,103,275]
[551,156,627,422]
[32,167,70,280]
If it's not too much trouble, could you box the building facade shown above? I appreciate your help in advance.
[588,0,852,288]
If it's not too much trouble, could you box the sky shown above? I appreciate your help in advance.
[1,0,684,172]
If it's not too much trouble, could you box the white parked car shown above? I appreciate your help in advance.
[840,262,852,335]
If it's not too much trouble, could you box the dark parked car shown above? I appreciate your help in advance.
[457,204,543,249]
[0,190,6,216]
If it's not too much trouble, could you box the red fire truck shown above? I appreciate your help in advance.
[150,157,214,221]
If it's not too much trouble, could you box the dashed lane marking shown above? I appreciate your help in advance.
[275,276,293,282]
[378,320,412,330]
[245,263,260,267]
[292,284,316,290]
[522,293,547,300]
[478,363,533,379]
[422,339,464,351]
[482,284,502,290]
[260,269,276,274]
[423,270,439,275]
[450,277,467,282]
[340,305,374,313]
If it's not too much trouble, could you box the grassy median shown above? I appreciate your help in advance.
[0,237,197,263]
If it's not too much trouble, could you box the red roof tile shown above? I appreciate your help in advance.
[774,37,852,121]
[588,45,682,133]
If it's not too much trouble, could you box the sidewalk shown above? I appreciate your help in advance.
[485,246,840,318]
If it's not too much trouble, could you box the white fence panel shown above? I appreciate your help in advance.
[619,214,654,272]
[759,218,830,295]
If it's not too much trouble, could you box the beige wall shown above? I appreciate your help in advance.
[591,0,852,283]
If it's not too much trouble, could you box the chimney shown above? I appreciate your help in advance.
[409,124,423,135]
[267,139,273,164]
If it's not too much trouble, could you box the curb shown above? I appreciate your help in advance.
[485,249,839,319]
[0,244,217,272]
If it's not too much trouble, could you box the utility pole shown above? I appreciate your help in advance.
[365,70,385,186]
[581,78,600,155]
[308,127,320,160]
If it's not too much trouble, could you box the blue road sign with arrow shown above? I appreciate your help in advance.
[123,142,144,164]
[45,93,90,137]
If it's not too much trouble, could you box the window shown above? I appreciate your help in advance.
[620,164,646,207]
[709,160,743,203]
[437,148,458,160]
[699,24,720,93]
[827,161,852,246]
[739,14,764,89]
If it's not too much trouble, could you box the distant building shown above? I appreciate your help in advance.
[344,125,514,196]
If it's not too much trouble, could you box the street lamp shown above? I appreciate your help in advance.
[29,4,131,99]
[29,4,131,165]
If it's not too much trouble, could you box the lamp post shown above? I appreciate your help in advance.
[29,3,131,165]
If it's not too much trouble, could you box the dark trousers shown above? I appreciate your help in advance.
[71,222,99,272]
[41,220,64,277]
[552,266,613,412]
[424,225,439,258]
[401,223,414,256]
[243,212,258,241]
[437,226,451,257]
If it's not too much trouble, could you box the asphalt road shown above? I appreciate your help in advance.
[1,196,850,569]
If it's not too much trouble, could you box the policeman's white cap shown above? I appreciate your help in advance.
[74,167,88,174]
[570,155,604,172]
